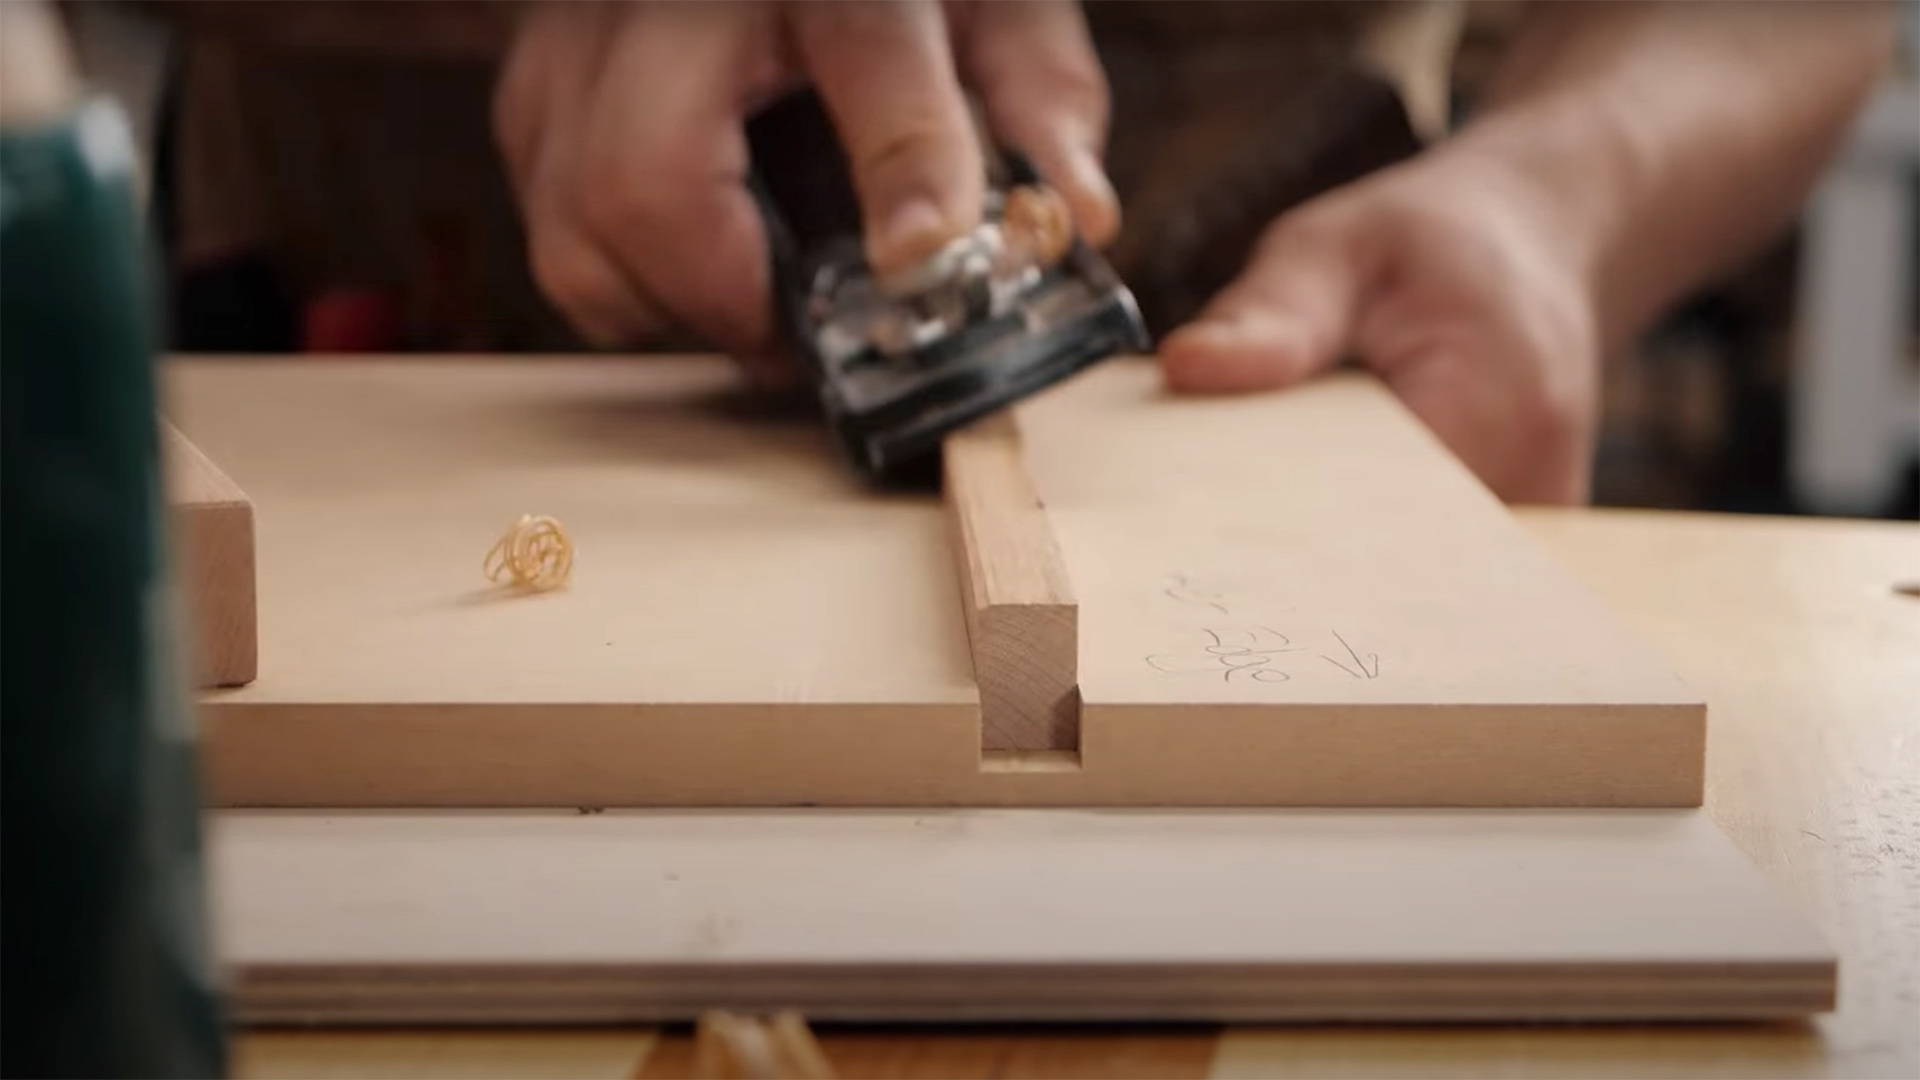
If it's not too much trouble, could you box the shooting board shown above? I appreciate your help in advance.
[166,356,1703,808]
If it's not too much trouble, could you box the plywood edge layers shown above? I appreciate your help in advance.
[942,411,1079,753]
[231,960,1834,1025]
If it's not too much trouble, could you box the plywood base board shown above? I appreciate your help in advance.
[215,808,1832,1024]
[170,358,1703,807]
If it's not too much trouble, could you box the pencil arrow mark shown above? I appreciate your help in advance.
[1318,629,1380,679]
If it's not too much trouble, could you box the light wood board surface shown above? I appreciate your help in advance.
[1219,509,1920,1078]
[169,356,1701,807]
[216,807,1830,1025]
[944,410,1080,752]
[164,421,257,687]
[232,508,1919,1079]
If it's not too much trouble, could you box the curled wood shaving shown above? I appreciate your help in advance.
[483,514,573,591]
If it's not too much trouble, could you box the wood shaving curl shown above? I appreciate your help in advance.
[483,514,573,591]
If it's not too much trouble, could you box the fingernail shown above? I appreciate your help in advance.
[873,196,952,274]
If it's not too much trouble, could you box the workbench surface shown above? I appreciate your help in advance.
[235,508,1917,1079]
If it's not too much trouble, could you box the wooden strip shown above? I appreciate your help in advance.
[163,421,256,687]
[943,410,1078,752]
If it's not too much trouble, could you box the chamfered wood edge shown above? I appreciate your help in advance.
[943,410,1079,753]
[163,420,247,505]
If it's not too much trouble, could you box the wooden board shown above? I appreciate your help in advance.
[167,356,1703,807]
[163,421,257,687]
[943,410,1079,752]
[214,807,1833,1023]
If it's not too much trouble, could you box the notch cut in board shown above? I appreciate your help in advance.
[943,410,1078,753]
[163,422,257,688]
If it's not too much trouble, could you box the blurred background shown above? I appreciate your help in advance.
[59,0,1920,519]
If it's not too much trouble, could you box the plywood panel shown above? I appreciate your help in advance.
[168,357,1702,807]
[214,808,1832,1023]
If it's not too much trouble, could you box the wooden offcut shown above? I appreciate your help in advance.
[943,411,1079,753]
[171,357,1704,808]
[163,422,256,687]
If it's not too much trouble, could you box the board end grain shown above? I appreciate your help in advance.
[164,422,257,687]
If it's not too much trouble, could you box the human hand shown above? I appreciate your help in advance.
[493,1,1116,372]
[1159,143,1603,504]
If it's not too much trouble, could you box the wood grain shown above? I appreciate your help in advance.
[1519,509,1919,1078]
[1212,508,1920,1079]
[943,410,1078,753]
[163,421,257,687]
[170,357,1702,808]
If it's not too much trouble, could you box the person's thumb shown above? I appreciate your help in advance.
[1160,212,1372,393]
